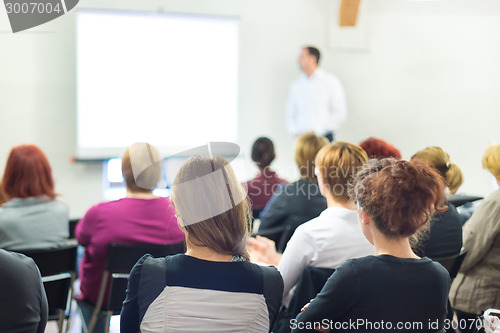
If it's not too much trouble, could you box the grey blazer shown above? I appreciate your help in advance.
[0,196,69,250]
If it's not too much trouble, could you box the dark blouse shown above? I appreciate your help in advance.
[121,253,283,333]
[293,255,450,333]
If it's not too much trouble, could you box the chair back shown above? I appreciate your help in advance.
[434,249,467,280]
[15,245,78,318]
[106,241,185,273]
[105,241,186,311]
[446,194,483,207]
[69,219,79,239]
[273,266,335,333]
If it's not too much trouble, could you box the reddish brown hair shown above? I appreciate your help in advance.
[2,145,56,199]
[359,137,402,160]
[350,158,446,238]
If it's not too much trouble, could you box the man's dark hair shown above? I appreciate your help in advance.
[251,137,276,169]
[305,46,320,64]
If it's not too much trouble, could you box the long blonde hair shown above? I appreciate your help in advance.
[171,155,251,259]
[412,146,463,194]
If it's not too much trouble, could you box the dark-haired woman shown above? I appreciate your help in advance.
[121,154,283,333]
[292,159,450,333]
[244,137,287,219]
[0,144,68,249]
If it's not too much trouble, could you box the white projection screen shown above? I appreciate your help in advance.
[76,9,239,159]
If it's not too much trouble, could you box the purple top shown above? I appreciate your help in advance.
[244,169,288,210]
[75,197,185,306]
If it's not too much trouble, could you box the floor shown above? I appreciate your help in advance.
[44,300,121,333]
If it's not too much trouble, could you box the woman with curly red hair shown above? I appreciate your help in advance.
[0,144,68,249]
[359,137,402,160]
[293,159,450,333]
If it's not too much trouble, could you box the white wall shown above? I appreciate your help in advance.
[1,0,499,218]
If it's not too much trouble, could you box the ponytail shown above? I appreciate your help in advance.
[445,163,463,194]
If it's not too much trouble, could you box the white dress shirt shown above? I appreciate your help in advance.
[285,68,347,136]
[277,206,375,304]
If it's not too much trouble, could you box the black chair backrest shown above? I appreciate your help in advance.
[446,194,483,207]
[15,245,78,316]
[274,266,335,333]
[69,219,80,239]
[434,249,467,280]
[106,241,186,273]
[16,245,78,277]
[105,241,186,312]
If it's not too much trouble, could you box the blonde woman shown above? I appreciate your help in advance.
[411,146,463,259]
[250,142,374,307]
[293,159,450,333]
[258,132,328,245]
[76,143,184,331]
[121,154,283,333]
[450,142,500,333]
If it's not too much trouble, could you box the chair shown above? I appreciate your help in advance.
[434,249,467,280]
[273,266,335,333]
[68,218,79,239]
[15,245,78,333]
[446,194,483,208]
[434,249,468,333]
[80,241,186,333]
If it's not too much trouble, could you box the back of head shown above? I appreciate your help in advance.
[350,159,446,239]
[482,141,500,180]
[171,154,250,259]
[2,144,55,199]
[251,137,275,169]
[412,146,463,194]
[122,143,162,193]
[294,132,329,182]
[359,137,402,160]
[315,142,368,203]
[305,46,320,64]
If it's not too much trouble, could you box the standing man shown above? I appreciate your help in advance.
[286,46,347,142]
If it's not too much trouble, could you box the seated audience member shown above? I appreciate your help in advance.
[359,137,402,159]
[245,137,287,219]
[0,249,48,333]
[250,142,375,306]
[121,154,283,332]
[76,143,185,330]
[0,144,69,249]
[411,146,463,258]
[450,142,500,332]
[258,132,328,244]
[293,159,451,333]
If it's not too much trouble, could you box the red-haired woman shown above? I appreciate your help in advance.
[359,137,402,160]
[292,159,450,333]
[0,145,68,249]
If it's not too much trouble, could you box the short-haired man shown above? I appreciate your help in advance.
[285,46,347,142]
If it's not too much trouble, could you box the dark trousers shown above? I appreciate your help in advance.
[455,309,484,333]
[324,132,334,142]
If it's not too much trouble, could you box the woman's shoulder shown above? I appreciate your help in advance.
[255,263,282,281]
[50,197,70,211]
